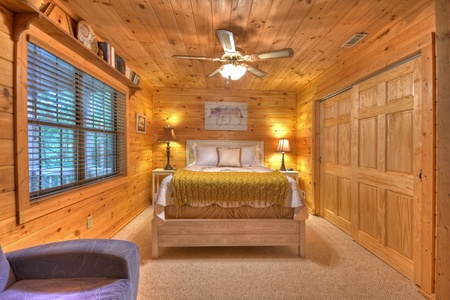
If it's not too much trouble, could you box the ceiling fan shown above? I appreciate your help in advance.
[173,29,294,81]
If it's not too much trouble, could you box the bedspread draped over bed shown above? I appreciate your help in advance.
[172,169,289,207]
[154,165,309,224]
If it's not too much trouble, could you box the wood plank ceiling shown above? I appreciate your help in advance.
[51,0,424,92]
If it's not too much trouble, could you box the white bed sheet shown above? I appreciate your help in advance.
[154,165,309,223]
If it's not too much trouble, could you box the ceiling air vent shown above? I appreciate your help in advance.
[341,33,368,48]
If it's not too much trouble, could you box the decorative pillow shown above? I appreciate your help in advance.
[241,145,262,166]
[192,144,218,166]
[217,148,242,167]
[0,246,16,293]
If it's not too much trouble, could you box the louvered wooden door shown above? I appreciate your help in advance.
[319,58,422,280]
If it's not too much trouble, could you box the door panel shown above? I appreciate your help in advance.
[359,117,377,169]
[386,111,413,173]
[320,90,352,234]
[386,190,413,258]
[358,183,378,239]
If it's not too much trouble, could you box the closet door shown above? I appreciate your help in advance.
[319,58,422,280]
[319,90,352,234]
[353,59,421,279]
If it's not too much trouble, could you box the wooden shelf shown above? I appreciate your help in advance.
[4,0,141,97]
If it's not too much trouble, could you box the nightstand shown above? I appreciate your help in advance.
[152,168,176,205]
[279,170,299,183]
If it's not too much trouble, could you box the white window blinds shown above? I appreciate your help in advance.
[27,42,126,201]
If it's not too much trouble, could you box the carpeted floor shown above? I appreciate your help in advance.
[114,207,424,300]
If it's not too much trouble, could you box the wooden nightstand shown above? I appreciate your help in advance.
[279,170,299,183]
[152,168,176,205]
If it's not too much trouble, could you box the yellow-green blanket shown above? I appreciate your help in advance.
[172,169,289,207]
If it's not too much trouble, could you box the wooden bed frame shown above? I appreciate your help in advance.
[151,140,306,258]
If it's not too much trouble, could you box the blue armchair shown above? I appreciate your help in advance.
[0,239,139,300]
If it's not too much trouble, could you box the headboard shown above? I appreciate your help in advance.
[185,140,265,165]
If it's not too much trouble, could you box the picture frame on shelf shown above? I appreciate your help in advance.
[77,20,98,54]
[136,113,146,133]
[41,1,75,37]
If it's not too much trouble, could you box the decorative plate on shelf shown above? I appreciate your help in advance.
[77,20,98,54]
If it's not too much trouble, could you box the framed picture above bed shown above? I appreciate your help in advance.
[204,101,247,131]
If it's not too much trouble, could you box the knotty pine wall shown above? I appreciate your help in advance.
[295,0,436,296]
[0,5,153,252]
[152,88,297,171]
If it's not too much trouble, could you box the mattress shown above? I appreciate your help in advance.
[153,165,308,224]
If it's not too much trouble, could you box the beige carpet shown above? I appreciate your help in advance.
[114,207,424,300]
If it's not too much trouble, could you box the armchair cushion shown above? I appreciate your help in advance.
[1,277,131,300]
[0,247,15,293]
[2,239,139,300]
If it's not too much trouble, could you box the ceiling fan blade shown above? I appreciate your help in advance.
[173,55,221,61]
[206,66,224,78]
[243,64,267,78]
[248,48,294,61]
[216,29,236,53]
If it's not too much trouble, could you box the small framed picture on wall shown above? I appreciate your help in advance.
[136,113,146,133]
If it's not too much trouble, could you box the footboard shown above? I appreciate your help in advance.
[151,218,305,258]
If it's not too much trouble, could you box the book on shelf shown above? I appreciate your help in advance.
[114,53,126,75]
[96,41,140,85]
[132,74,140,85]
[97,41,109,63]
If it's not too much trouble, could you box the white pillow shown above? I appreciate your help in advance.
[192,144,218,166]
[241,145,262,166]
[217,148,242,167]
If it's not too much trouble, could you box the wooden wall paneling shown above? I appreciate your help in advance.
[1,182,117,248]
[0,5,12,33]
[295,88,316,214]
[153,89,296,168]
[0,32,13,62]
[0,192,15,220]
[435,0,450,298]
[0,83,13,114]
[0,5,16,234]
[4,183,128,250]
[417,43,436,297]
[152,88,297,170]
[0,138,14,164]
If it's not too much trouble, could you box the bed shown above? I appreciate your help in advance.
[151,140,308,258]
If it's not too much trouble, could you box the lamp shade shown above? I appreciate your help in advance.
[157,125,179,143]
[220,63,247,80]
[277,138,291,152]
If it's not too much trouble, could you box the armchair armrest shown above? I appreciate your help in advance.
[6,239,139,299]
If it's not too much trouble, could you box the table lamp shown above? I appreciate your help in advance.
[277,138,291,171]
[157,125,179,170]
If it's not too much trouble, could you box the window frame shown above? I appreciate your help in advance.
[15,30,130,224]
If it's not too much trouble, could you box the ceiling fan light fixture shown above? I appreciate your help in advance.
[220,63,247,80]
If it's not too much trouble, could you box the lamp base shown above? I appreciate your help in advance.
[164,142,174,170]
[279,152,287,171]
[164,164,174,170]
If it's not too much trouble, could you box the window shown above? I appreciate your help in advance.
[27,43,126,201]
